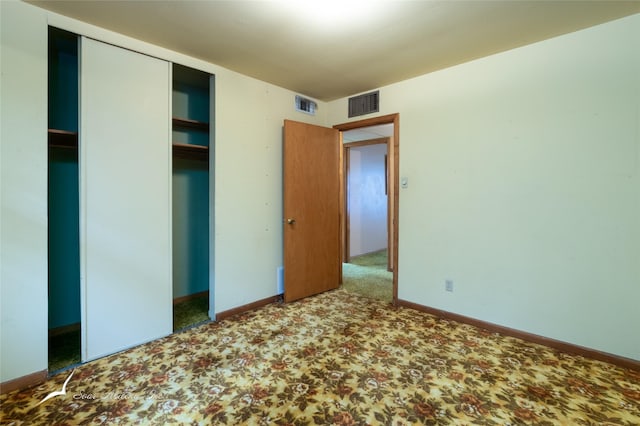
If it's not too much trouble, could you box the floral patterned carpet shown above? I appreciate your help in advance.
[1,289,639,425]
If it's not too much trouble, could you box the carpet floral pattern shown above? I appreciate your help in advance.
[1,289,639,425]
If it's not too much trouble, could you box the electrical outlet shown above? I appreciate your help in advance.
[445,280,454,292]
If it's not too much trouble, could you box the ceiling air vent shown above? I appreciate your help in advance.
[295,95,317,115]
[348,90,379,117]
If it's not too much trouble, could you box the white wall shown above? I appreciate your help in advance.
[347,144,388,257]
[214,78,327,313]
[0,0,49,383]
[329,14,640,360]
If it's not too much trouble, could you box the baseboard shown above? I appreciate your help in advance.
[0,369,48,395]
[173,290,209,305]
[216,294,282,321]
[397,299,639,371]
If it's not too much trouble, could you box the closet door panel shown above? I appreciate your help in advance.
[80,38,171,361]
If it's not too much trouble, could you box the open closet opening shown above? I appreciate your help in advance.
[48,26,81,372]
[171,64,212,331]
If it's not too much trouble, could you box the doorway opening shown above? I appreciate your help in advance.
[334,114,399,304]
[342,136,391,302]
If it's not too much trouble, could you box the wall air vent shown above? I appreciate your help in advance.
[348,90,379,117]
[295,95,317,115]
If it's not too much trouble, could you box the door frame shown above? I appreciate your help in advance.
[334,113,399,304]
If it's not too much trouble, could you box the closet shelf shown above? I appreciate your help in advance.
[172,143,209,161]
[172,117,209,132]
[48,129,78,149]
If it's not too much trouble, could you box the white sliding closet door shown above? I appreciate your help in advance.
[80,38,172,361]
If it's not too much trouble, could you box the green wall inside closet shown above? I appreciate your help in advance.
[48,27,80,329]
[172,65,210,299]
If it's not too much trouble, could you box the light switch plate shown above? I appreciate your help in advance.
[401,177,408,189]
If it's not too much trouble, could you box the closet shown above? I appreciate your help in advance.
[48,27,174,366]
[47,26,214,370]
[48,27,80,371]
[171,64,213,331]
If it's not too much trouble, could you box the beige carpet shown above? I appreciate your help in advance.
[2,289,639,424]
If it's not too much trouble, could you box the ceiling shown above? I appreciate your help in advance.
[29,1,640,101]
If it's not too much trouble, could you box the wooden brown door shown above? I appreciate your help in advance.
[283,120,341,303]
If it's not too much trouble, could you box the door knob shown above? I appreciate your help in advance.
[286,218,296,225]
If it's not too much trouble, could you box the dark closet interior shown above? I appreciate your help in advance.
[171,64,212,331]
[48,26,80,372]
